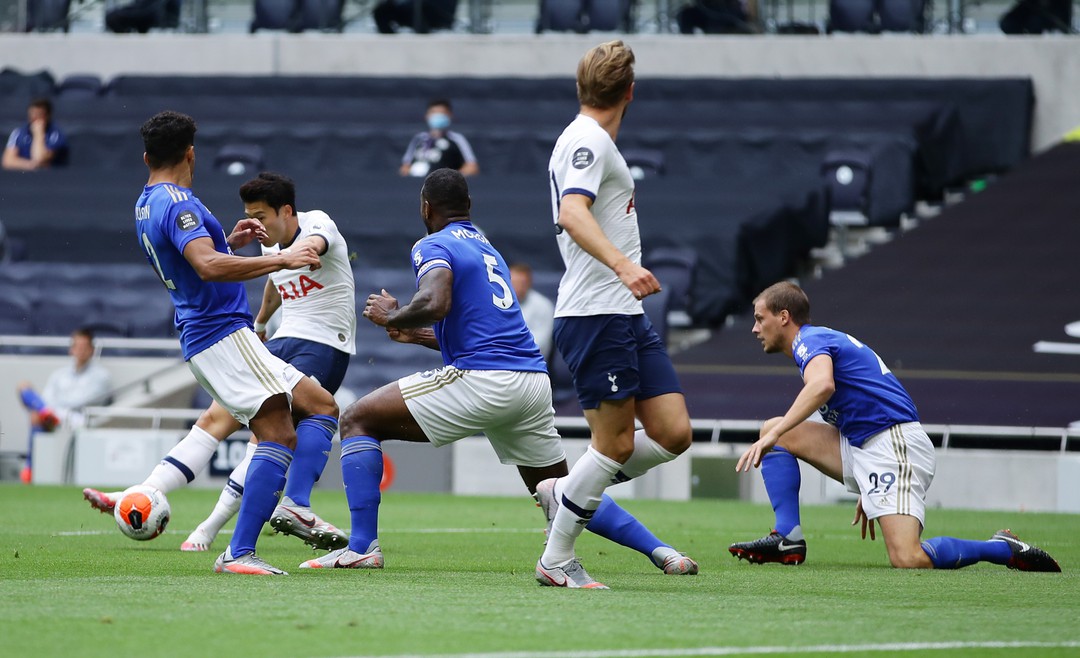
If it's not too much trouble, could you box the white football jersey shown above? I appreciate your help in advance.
[548,114,643,318]
[261,210,356,354]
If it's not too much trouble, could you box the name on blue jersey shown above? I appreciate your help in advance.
[450,227,489,244]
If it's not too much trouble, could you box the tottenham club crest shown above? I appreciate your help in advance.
[572,147,595,169]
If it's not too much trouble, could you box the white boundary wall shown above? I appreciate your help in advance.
[31,430,1080,513]
[0,34,1077,150]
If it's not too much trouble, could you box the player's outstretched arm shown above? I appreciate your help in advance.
[736,355,836,471]
[558,194,660,300]
[183,237,320,282]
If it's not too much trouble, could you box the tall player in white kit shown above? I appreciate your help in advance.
[84,171,355,556]
[730,281,1060,572]
[536,41,694,589]
[299,168,697,581]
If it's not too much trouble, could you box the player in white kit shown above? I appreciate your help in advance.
[730,281,1060,572]
[84,171,355,556]
[536,41,694,589]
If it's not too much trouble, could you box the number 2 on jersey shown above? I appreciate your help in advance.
[483,254,513,309]
[142,233,176,290]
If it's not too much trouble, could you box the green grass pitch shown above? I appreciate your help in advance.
[2,484,1078,658]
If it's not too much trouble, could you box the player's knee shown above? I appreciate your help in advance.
[887,546,931,569]
[663,421,693,455]
[315,395,339,420]
[338,398,371,438]
[760,417,784,439]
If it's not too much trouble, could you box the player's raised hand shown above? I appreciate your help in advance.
[227,218,268,249]
[614,261,662,300]
[852,498,876,541]
[281,245,321,271]
[363,289,399,327]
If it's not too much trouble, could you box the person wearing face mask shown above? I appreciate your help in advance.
[399,99,479,178]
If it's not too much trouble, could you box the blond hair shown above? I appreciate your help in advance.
[576,40,635,109]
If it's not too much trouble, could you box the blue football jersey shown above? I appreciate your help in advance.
[410,221,546,373]
[792,325,919,446]
[134,183,251,360]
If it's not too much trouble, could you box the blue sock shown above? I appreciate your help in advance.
[19,388,46,412]
[230,441,292,557]
[283,414,338,507]
[761,447,801,537]
[340,435,383,554]
[920,536,1013,569]
[586,494,668,557]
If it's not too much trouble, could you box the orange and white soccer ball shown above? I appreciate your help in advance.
[113,485,171,541]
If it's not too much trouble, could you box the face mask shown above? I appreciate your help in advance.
[427,113,451,131]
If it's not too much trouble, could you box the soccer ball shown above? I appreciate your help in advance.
[113,485,171,541]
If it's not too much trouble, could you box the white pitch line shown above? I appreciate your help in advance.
[53,527,540,537]
[332,641,1080,658]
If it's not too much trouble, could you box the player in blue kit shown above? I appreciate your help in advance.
[85,171,354,554]
[730,281,1060,572]
[298,168,697,581]
[133,111,340,575]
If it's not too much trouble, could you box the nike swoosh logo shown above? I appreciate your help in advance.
[778,541,803,550]
[287,509,317,528]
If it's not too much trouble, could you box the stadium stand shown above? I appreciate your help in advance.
[0,72,1034,341]
[664,142,1080,430]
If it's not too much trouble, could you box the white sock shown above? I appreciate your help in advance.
[193,442,256,539]
[142,425,220,494]
[614,430,678,481]
[541,446,622,568]
[193,482,243,541]
[228,440,256,487]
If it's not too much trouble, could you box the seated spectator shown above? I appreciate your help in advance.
[510,261,554,362]
[2,98,69,171]
[16,327,112,483]
[105,0,181,33]
[399,99,479,178]
[676,0,758,33]
[373,0,457,33]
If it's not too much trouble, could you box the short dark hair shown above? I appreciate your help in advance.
[239,171,297,213]
[427,98,452,112]
[755,281,811,325]
[422,168,470,218]
[72,327,95,342]
[29,98,52,117]
[140,111,197,170]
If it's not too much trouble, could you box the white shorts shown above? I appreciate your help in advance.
[188,328,303,427]
[399,367,565,468]
[840,422,936,526]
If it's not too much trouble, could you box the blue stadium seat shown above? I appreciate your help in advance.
[0,293,33,335]
[31,289,104,336]
[643,246,697,323]
[101,289,175,338]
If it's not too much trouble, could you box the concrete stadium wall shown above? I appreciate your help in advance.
[0,34,1077,151]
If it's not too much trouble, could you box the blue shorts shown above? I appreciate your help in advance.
[554,314,682,410]
[265,337,350,395]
